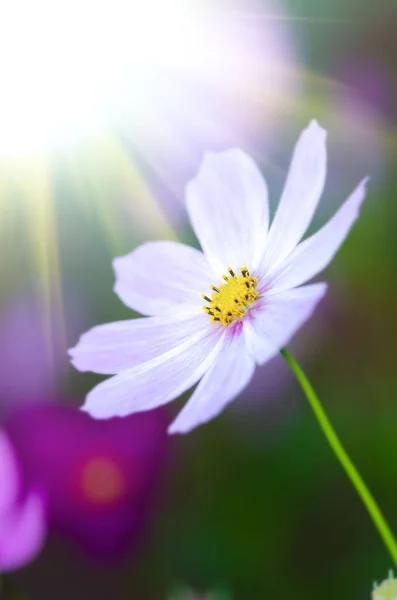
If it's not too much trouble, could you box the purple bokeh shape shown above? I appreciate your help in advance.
[6,404,168,561]
[0,430,46,571]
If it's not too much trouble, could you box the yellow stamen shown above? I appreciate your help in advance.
[202,266,259,326]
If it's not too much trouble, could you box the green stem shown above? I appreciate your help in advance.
[281,347,397,566]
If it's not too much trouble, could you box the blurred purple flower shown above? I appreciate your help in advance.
[6,404,168,560]
[70,120,368,434]
[0,430,46,571]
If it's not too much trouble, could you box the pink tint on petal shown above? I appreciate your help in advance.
[232,293,330,418]
[168,322,255,434]
[244,283,327,365]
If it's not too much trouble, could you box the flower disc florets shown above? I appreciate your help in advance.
[202,266,259,326]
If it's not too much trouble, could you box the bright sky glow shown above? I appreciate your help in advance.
[0,0,196,155]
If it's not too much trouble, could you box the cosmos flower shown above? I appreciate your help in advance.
[6,404,167,560]
[0,430,46,571]
[70,120,368,434]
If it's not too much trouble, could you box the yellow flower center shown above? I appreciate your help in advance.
[202,266,259,326]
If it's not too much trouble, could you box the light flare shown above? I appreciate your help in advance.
[81,457,126,506]
[0,0,198,155]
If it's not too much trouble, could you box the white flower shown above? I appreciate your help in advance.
[70,120,368,434]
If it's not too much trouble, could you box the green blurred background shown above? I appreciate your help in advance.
[1,0,397,598]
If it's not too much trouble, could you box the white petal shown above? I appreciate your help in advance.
[265,178,368,295]
[264,120,327,270]
[186,149,269,277]
[244,283,327,365]
[69,314,209,375]
[168,326,255,434]
[113,241,215,316]
[82,325,225,419]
